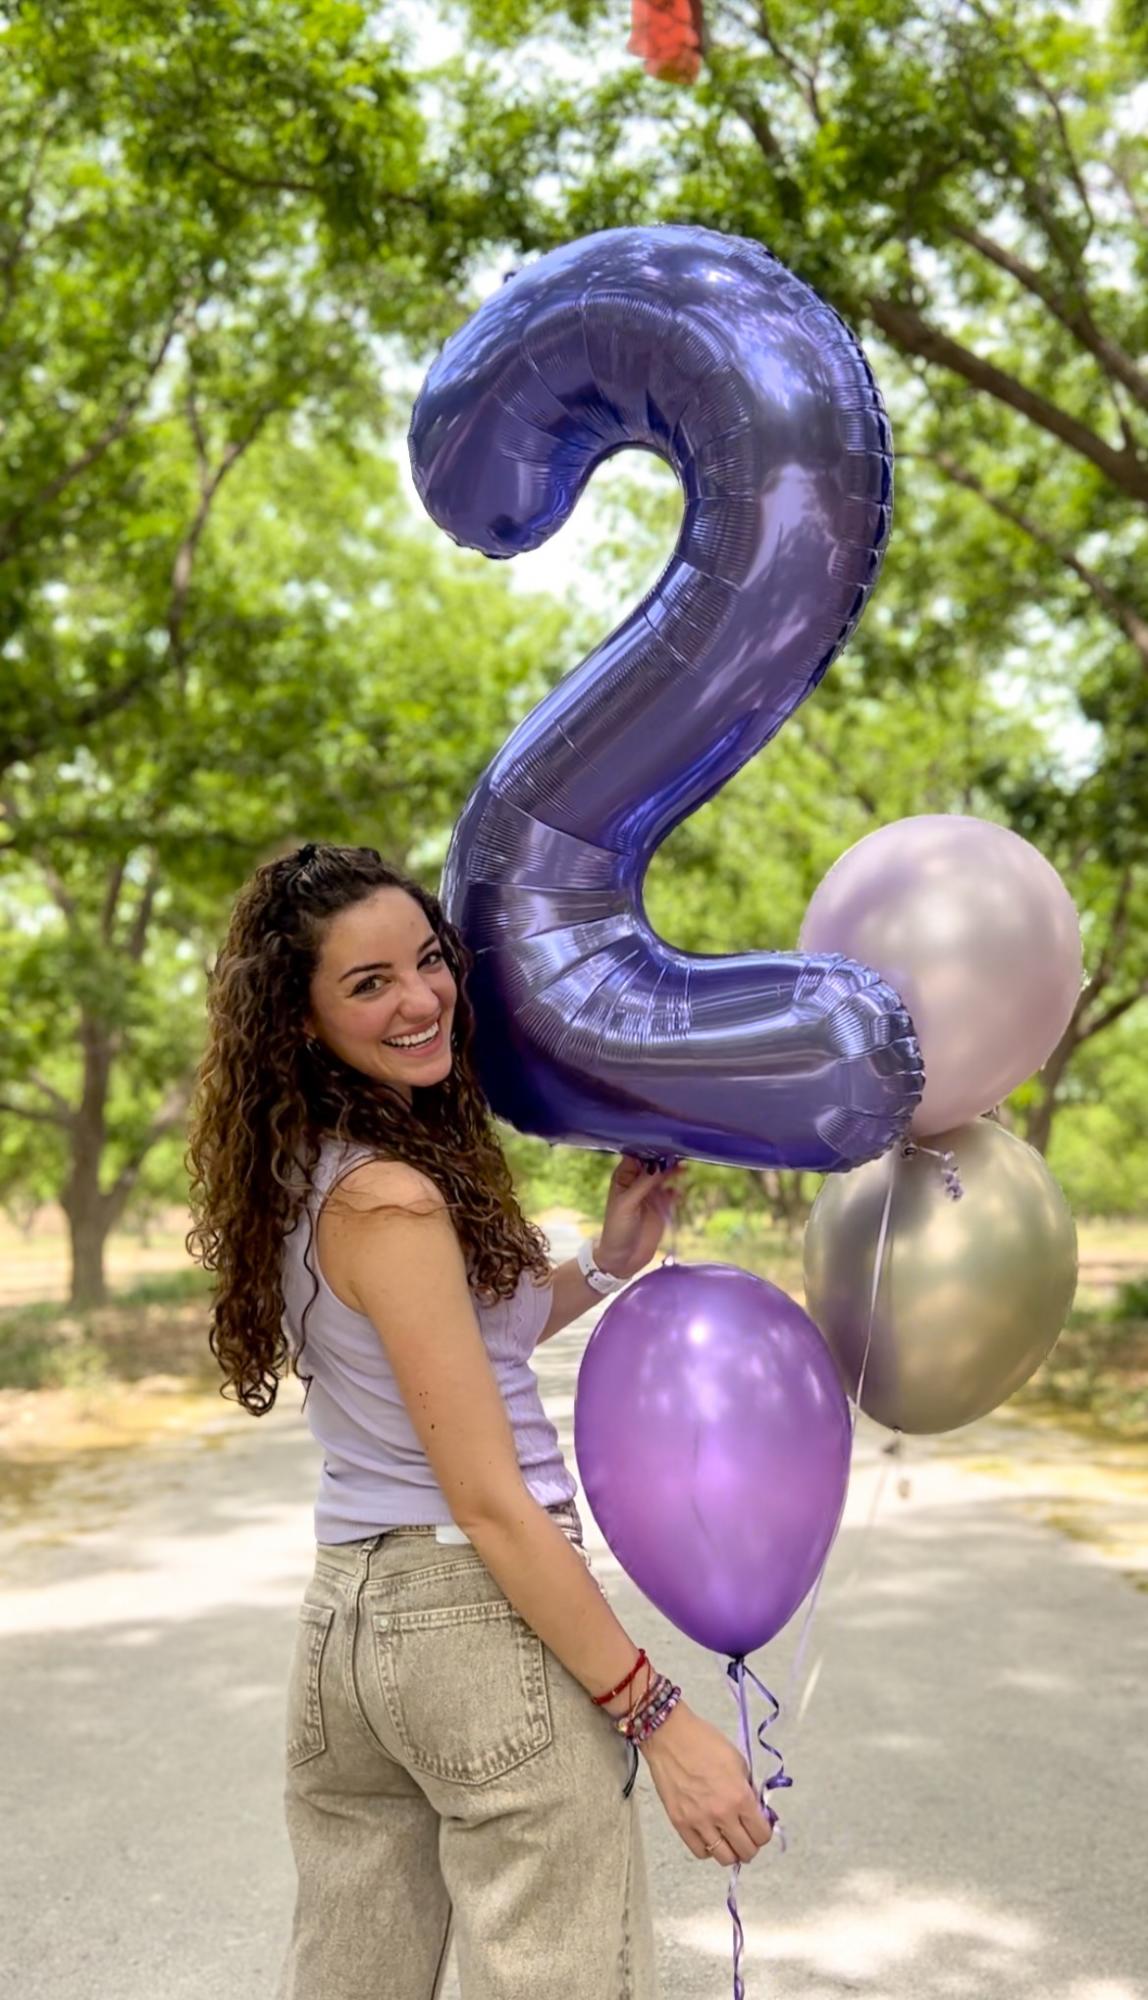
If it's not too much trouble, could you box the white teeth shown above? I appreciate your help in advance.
[384,1024,439,1049]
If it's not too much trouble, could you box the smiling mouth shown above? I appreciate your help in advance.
[382,1021,446,1055]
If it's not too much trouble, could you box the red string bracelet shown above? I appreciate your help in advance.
[591,1649,649,1707]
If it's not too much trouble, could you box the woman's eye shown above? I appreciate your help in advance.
[352,952,441,997]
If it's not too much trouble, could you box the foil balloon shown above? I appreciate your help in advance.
[799,814,1084,1137]
[803,1118,1078,1434]
[409,224,923,1173]
[574,1261,852,1658]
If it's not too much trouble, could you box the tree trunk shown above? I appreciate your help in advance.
[65,1191,110,1311]
[63,1019,115,1309]
[1021,1024,1080,1156]
[760,1168,813,1230]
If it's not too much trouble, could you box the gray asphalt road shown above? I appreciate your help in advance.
[2,1254,1146,2000]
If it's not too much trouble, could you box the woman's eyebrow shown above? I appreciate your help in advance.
[338,935,439,982]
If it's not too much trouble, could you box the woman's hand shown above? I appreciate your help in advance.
[595,1154,687,1281]
[640,1700,774,1867]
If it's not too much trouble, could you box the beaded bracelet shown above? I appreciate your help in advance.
[615,1674,681,1743]
[623,1670,673,1730]
[633,1674,675,1726]
[613,1669,679,1799]
[626,1687,682,1746]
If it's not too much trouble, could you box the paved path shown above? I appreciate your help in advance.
[2,1243,1146,2000]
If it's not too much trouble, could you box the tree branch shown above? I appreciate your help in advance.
[906,450,1148,671]
[0,1097,72,1129]
[186,374,210,480]
[189,147,322,198]
[1011,37,1096,245]
[1084,865,1135,1001]
[0,303,185,561]
[1,666,165,775]
[798,720,881,817]
[126,859,160,964]
[718,47,1148,491]
[166,416,270,672]
[0,111,64,327]
[1105,154,1148,236]
[754,3,825,123]
[0,402,272,776]
[104,1077,197,1218]
[705,45,810,230]
[944,217,1148,416]
[100,856,128,944]
[1079,980,1148,1043]
[963,0,1095,244]
[29,1072,76,1119]
[39,860,78,925]
[868,296,1148,503]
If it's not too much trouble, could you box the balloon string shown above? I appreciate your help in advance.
[850,1158,898,1426]
[778,1160,898,1723]
[655,1150,683,1265]
[723,1658,793,2000]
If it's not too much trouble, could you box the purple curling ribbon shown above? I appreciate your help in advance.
[724,1656,793,2000]
[900,1138,965,1201]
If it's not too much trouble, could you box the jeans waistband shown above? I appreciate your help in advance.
[315,1499,583,1572]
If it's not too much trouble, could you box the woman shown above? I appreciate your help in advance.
[187,841,772,2000]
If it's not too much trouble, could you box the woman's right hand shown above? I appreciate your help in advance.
[638,1699,775,1866]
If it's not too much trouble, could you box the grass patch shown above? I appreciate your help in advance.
[1013,1302,1148,1442]
[0,1267,214,1392]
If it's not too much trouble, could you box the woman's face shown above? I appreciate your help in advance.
[304,888,458,1105]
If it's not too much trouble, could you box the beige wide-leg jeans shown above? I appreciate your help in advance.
[276,1500,659,2000]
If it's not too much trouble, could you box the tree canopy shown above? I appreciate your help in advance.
[439,0,1148,1148]
[2,0,1146,1304]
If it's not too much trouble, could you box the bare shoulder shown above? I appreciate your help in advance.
[330,1156,447,1218]
[317,1158,459,1315]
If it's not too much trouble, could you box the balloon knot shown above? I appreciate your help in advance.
[901,1140,965,1201]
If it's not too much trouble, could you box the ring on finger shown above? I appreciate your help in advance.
[703,1831,726,1856]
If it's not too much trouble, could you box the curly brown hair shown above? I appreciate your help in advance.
[185,842,551,1415]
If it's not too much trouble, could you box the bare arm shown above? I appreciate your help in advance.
[324,1161,645,1700]
[536,1240,620,1342]
[322,1160,773,1867]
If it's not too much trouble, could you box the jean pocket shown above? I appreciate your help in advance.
[286,1600,336,1768]
[373,1599,552,1787]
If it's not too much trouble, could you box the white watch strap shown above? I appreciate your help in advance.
[576,1236,627,1294]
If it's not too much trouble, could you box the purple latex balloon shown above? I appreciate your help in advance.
[574,1262,851,1658]
[409,224,922,1174]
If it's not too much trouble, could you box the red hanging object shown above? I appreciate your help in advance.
[628,0,705,83]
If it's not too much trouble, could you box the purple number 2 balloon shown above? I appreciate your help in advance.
[409,225,923,1171]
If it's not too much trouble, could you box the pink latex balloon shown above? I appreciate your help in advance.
[799,815,1082,1137]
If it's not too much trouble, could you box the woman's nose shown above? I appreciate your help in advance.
[400,972,440,1015]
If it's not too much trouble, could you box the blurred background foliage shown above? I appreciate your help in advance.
[1,0,1145,1347]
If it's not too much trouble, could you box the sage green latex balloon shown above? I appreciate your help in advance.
[803,1119,1077,1434]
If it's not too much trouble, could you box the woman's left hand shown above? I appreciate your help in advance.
[595,1155,688,1281]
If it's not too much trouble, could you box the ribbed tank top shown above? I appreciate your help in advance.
[280,1137,578,1542]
